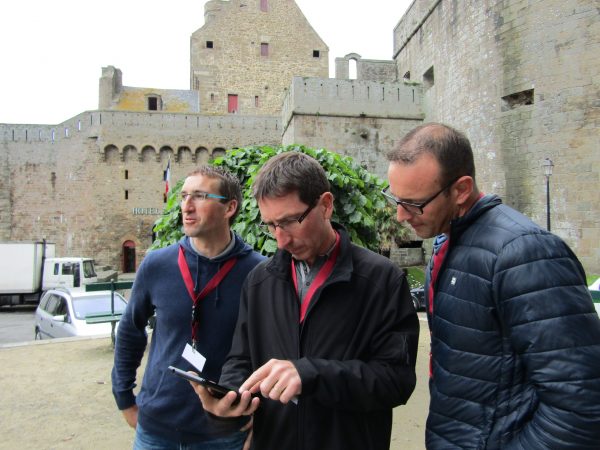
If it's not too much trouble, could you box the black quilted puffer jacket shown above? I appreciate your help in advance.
[425,195,600,449]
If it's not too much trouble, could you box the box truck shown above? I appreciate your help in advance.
[0,241,97,306]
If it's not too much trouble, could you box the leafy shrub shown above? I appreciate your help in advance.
[151,145,406,255]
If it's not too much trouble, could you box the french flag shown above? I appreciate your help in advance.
[163,158,171,201]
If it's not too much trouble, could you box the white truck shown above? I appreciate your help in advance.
[0,241,98,306]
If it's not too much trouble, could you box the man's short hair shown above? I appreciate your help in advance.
[387,123,476,186]
[252,152,330,206]
[187,165,242,224]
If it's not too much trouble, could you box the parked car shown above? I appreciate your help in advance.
[34,289,127,340]
[410,286,426,311]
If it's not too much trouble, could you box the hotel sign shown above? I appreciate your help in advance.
[132,207,161,215]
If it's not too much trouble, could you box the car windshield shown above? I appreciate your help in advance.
[72,293,127,320]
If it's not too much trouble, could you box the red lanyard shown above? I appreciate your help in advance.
[427,235,449,378]
[178,245,237,344]
[291,232,340,323]
[428,238,449,316]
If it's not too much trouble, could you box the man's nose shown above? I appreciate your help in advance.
[273,227,292,248]
[181,197,194,211]
[396,205,413,223]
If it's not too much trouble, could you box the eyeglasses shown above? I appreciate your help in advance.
[181,191,228,203]
[260,202,316,233]
[381,178,459,215]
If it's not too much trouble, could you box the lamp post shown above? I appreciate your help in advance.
[542,158,554,231]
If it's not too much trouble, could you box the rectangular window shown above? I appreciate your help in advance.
[206,40,213,48]
[228,94,238,114]
[313,50,320,58]
[124,170,129,180]
[210,93,215,102]
[261,43,269,57]
[501,89,534,112]
[148,97,158,111]
[255,96,259,107]
[125,190,129,200]
[260,0,268,12]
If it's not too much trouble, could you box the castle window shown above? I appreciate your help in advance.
[255,96,259,107]
[125,190,129,200]
[313,50,320,58]
[210,93,215,102]
[423,66,434,89]
[206,41,213,49]
[147,95,162,111]
[261,43,269,57]
[403,71,411,80]
[501,89,534,112]
[260,0,268,12]
[349,59,357,80]
[228,94,238,114]
[125,170,129,180]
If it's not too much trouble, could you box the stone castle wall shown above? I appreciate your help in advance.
[282,77,423,177]
[393,0,600,272]
[0,111,281,270]
[99,65,200,113]
[335,54,398,82]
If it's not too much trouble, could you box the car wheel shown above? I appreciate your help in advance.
[34,328,42,340]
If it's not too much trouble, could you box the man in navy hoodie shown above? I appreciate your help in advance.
[112,165,265,449]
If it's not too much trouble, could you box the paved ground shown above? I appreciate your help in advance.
[0,305,36,344]
[0,319,429,450]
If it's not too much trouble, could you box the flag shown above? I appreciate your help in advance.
[163,157,171,202]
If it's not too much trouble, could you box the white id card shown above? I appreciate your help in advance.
[182,343,206,372]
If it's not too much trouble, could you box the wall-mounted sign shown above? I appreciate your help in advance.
[132,208,161,215]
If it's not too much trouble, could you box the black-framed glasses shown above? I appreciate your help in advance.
[181,191,228,203]
[260,202,316,233]
[381,178,459,215]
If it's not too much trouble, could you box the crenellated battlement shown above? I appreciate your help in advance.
[1,110,281,145]
[282,77,423,134]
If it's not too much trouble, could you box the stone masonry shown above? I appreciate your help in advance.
[392,0,599,272]
[190,0,328,115]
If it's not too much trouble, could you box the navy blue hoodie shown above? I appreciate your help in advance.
[112,234,265,442]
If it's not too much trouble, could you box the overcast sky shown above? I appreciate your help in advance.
[0,0,412,124]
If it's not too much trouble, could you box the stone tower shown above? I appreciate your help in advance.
[190,0,329,115]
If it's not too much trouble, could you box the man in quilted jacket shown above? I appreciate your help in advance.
[385,123,600,449]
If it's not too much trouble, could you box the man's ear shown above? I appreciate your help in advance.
[454,176,474,206]
[224,199,238,220]
[320,192,335,219]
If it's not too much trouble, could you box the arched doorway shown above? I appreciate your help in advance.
[123,240,136,273]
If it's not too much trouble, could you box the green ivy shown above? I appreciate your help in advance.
[150,145,407,255]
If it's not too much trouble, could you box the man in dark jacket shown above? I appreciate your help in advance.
[385,123,600,449]
[192,151,419,450]
[112,166,265,449]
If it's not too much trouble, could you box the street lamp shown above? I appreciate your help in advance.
[542,158,554,231]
